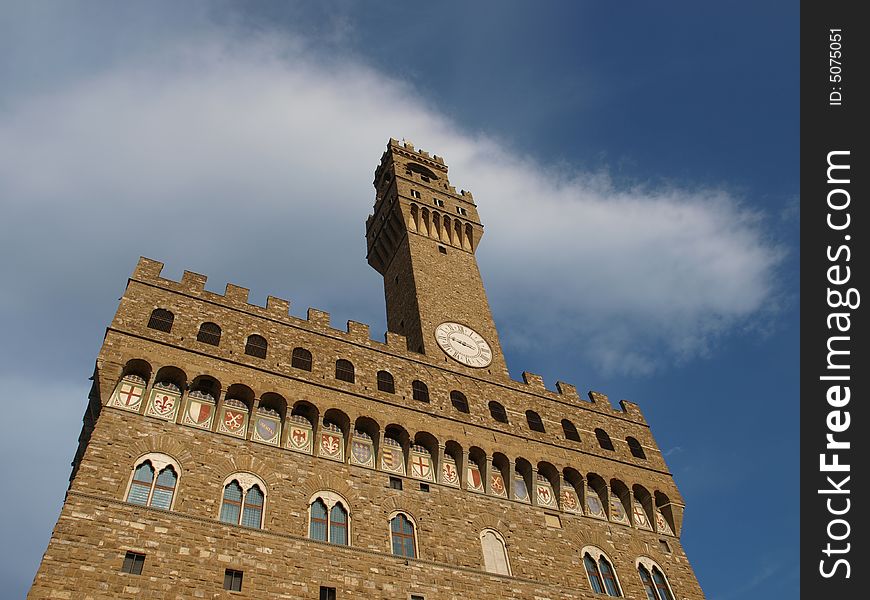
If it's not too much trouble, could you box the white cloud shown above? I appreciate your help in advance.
[0,30,784,377]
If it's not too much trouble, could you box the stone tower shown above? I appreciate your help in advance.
[29,139,705,599]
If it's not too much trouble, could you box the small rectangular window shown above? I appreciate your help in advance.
[456,206,467,216]
[389,476,403,490]
[433,198,444,207]
[419,483,430,492]
[410,190,421,199]
[411,595,426,600]
[320,586,337,600]
[224,569,243,592]
[121,551,145,575]
[659,539,671,553]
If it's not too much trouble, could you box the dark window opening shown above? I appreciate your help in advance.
[244,334,268,359]
[438,246,447,254]
[526,410,545,433]
[320,587,337,600]
[419,483,430,492]
[389,477,403,490]
[335,359,355,383]
[488,401,508,424]
[291,347,312,371]
[595,428,615,451]
[377,370,395,393]
[121,551,145,575]
[450,390,469,413]
[147,309,174,333]
[224,569,243,592]
[627,436,646,459]
[562,419,582,442]
[197,322,221,346]
[411,380,429,403]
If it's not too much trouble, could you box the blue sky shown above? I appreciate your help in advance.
[0,2,798,598]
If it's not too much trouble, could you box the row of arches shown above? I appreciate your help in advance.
[109,361,678,536]
[407,203,475,251]
[125,453,676,598]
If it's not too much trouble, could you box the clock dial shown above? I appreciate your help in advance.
[434,322,492,368]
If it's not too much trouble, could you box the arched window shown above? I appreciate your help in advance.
[291,347,313,371]
[480,529,511,575]
[390,513,416,558]
[245,334,268,359]
[637,559,675,600]
[377,370,395,393]
[595,428,615,451]
[196,322,221,346]
[147,308,174,332]
[488,401,508,423]
[411,380,429,402]
[627,436,646,459]
[526,410,545,432]
[450,391,469,413]
[219,475,266,529]
[308,492,350,546]
[335,359,355,383]
[583,547,622,596]
[562,419,582,442]
[125,454,179,510]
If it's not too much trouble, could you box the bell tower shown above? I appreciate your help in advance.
[366,139,509,378]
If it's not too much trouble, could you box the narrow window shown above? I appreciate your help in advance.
[627,436,646,459]
[127,462,154,506]
[330,503,348,545]
[310,499,328,541]
[196,322,221,346]
[389,476,403,490]
[410,190,421,199]
[526,410,545,433]
[480,529,511,575]
[596,428,615,451]
[450,390,469,413]
[150,466,177,510]
[390,514,416,558]
[224,569,243,592]
[291,347,313,371]
[147,308,174,333]
[335,359,355,383]
[121,551,145,575]
[562,419,581,442]
[652,567,674,600]
[433,198,444,207]
[411,380,429,403]
[488,401,508,423]
[584,554,605,594]
[320,587,337,600]
[456,206,467,216]
[639,565,662,600]
[377,370,395,393]
[599,557,621,596]
[220,481,243,525]
[241,485,264,528]
[245,334,268,359]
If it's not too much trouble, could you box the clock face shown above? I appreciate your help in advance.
[434,322,492,368]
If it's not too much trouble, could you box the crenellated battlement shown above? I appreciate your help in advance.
[129,257,647,425]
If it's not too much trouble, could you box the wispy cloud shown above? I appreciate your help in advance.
[0,24,783,379]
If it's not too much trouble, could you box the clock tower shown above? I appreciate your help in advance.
[366,139,509,378]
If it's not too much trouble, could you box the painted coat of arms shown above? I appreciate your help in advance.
[183,396,214,429]
[319,432,344,461]
[610,496,629,524]
[287,423,312,454]
[218,407,247,437]
[466,464,484,492]
[633,500,652,529]
[145,388,180,421]
[561,488,580,513]
[490,473,507,497]
[441,459,459,487]
[109,379,144,412]
[381,445,405,474]
[252,416,280,445]
[351,440,374,467]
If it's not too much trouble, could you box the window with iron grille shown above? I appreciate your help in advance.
[488,401,508,423]
[291,347,312,371]
[627,436,646,459]
[320,587,337,600]
[377,370,395,393]
[196,322,221,346]
[411,380,429,402]
[224,569,243,592]
[335,359,355,383]
[450,390,469,413]
[245,334,268,358]
[562,419,582,442]
[595,428,615,451]
[526,410,545,433]
[121,551,145,575]
[147,308,174,332]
